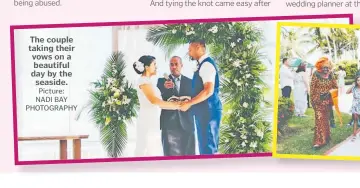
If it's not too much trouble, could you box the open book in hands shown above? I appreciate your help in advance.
[167,95,191,102]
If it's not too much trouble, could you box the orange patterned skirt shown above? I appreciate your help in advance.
[313,103,331,147]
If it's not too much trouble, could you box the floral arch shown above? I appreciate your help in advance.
[145,22,272,153]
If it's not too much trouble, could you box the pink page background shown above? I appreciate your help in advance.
[2,0,360,172]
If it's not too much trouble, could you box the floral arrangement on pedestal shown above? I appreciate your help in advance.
[76,52,139,158]
[146,22,272,153]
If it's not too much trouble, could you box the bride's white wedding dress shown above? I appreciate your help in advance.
[134,76,163,157]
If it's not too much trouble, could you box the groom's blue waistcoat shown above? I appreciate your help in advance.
[192,57,222,116]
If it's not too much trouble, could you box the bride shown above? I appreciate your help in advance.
[133,55,180,157]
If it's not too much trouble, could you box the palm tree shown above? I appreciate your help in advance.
[308,27,359,63]
[280,27,309,60]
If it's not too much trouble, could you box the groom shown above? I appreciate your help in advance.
[157,56,195,156]
[180,39,222,155]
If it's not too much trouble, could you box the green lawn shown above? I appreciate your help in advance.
[276,108,353,155]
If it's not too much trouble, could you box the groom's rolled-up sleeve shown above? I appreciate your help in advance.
[199,62,216,84]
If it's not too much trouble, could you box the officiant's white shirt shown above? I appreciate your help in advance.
[280,65,295,89]
[198,54,216,84]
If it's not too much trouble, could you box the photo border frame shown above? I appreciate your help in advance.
[10,14,353,165]
[272,21,360,161]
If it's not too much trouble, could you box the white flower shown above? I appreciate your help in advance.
[107,78,114,87]
[237,38,242,42]
[230,42,236,48]
[241,142,246,147]
[242,102,248,108]
[246,74,251,78]
[135,61,144,72]
[233,60,240,67]
[233,62,240,68]
[122,96,131,104]
[208,25,218,33]
[255,85,261,89]
[250,141,257,148]
[172,29,177,34]
[255,129,264,139]
[241,134,247,139]
[234,80,241,86]
[186,30,195,35]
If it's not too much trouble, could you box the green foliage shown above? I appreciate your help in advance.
[146,22,272,153]
[334,59,358,79]
[277,97,295,135]
[76,52,139,158]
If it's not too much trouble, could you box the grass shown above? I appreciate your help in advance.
[276,108,353,155]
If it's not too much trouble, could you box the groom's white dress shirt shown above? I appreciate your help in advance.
[280,65,295,89]
[198,54,216,84]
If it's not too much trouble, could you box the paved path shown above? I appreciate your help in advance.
[325,131,360,156]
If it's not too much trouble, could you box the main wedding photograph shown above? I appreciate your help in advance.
[11,15,352,164]
[273,22,360,161]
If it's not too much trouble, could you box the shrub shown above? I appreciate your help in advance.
[277,97,295,135]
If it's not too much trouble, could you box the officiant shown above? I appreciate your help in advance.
[157,56,196,156]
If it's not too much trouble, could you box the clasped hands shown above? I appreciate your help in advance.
[180,101,192,111]
[171,100,191,111]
